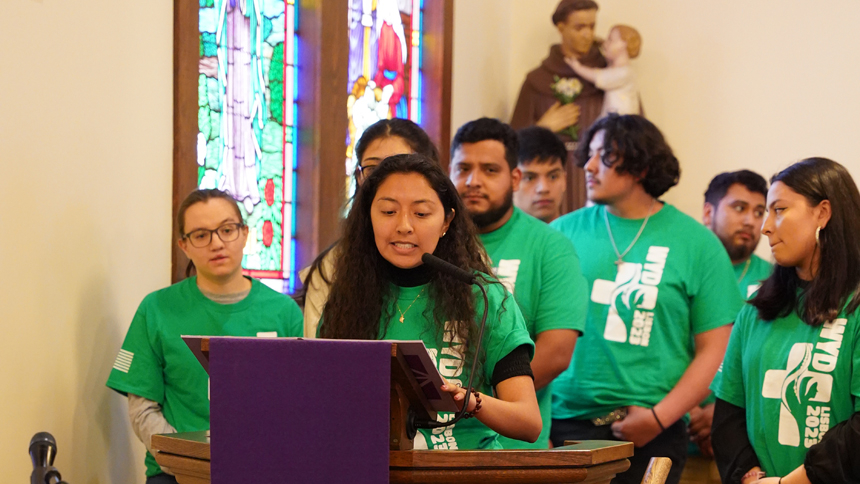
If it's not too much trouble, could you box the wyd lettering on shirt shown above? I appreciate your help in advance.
[762,318,845,448]
[591,246,669,346]
[425,322,465,450]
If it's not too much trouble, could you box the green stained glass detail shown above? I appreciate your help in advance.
[198,106,212,140]
[268,44,284,124]
[201,33,217,58]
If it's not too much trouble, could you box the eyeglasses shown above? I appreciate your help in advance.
[182,223,245,248]
[356,163,378,180]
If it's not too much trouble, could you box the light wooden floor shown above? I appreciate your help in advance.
[679,456,721,484]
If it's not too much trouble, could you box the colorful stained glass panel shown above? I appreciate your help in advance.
[345,0,423,199]
[197,0,298,293]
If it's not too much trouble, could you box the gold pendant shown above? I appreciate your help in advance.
[399,315,405,323]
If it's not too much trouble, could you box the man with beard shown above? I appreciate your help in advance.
[703,171,773,300]
[680,171,773,483]
[449,118,588,449]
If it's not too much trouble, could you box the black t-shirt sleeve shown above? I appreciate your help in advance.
[712,398,761,484]
[491,344,534,387]
[804,411,860,484]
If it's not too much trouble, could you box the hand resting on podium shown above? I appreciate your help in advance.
[442,375,541,443]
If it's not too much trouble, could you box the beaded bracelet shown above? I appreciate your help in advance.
[651,407,666,431]
[463,391,483,419]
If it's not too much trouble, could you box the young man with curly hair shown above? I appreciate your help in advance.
[549,114,743,484]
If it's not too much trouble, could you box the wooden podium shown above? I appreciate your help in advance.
[153,431,633,484]
[172,337,633,483]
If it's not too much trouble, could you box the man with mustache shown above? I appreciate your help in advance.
[449,117,588,449]
[681,171,773,482]
[703,170,773,300]
[549,115,742,484]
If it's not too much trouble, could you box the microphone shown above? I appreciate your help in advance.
[30,432,68,484]
[413,253,489,433]
[420,253,477,285]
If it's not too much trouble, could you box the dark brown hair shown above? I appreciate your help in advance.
[574,114,680,198]
[296,119,440,303]
[319,154,498,377]
[752,158,860,325]
[552,0,599,25]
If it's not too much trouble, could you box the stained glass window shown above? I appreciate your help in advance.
[197,0,298,293]
[345,0,423,197]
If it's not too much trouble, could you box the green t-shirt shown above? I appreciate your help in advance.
[699,255,774,411]
[479,208,588,449]
[696,254,774,416]
[106,277,303,477]
[736,254,773,300]
[550,203,743,420]
[713,303,860,476]
[379,280,534,450]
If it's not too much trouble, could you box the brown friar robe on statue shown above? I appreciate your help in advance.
[511,43,606,213]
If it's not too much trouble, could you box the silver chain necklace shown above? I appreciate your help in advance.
[603,199,656,267]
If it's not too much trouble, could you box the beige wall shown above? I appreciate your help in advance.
[1,1,172,482]
[454,0,860,258]
[3,1,860,482]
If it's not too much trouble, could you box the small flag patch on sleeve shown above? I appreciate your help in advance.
[113,349,134,373]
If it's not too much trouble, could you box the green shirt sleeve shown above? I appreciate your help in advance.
[712,305,753,408]
[689,235,745,334]
[106,298,165,403]
[480,281,535,384]
[535,233,588,335]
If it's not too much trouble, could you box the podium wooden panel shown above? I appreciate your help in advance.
[153,432,632,484]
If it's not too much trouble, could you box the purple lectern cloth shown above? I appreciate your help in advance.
[209,338,391,484]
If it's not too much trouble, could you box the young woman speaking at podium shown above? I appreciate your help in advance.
[107,189,303,484]
[319,154,541,450]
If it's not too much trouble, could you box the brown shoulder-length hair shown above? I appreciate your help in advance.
[752,157,860,325]
[319,154,494,362]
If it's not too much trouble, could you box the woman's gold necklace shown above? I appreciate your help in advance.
[397,287,426,323]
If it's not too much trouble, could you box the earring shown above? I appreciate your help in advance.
[441,231,447,237]
[816,226,821,244]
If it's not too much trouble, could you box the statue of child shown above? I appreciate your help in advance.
[566,25,641,118]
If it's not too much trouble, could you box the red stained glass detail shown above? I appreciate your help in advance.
[265,178,275,206]
[262,220,274,247]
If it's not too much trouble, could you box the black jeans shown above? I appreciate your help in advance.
[551,417,688,484]
[146,474,178,484]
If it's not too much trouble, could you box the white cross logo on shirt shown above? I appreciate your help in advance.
[762,343,832,447]
[591,262,658,343]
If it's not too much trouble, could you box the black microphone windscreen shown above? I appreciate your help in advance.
[421,253,476,285]
[29,432,57,468]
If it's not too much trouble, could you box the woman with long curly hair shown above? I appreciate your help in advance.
[319,153,541,449]
[712,158,860,484]
[298,118,439,337]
